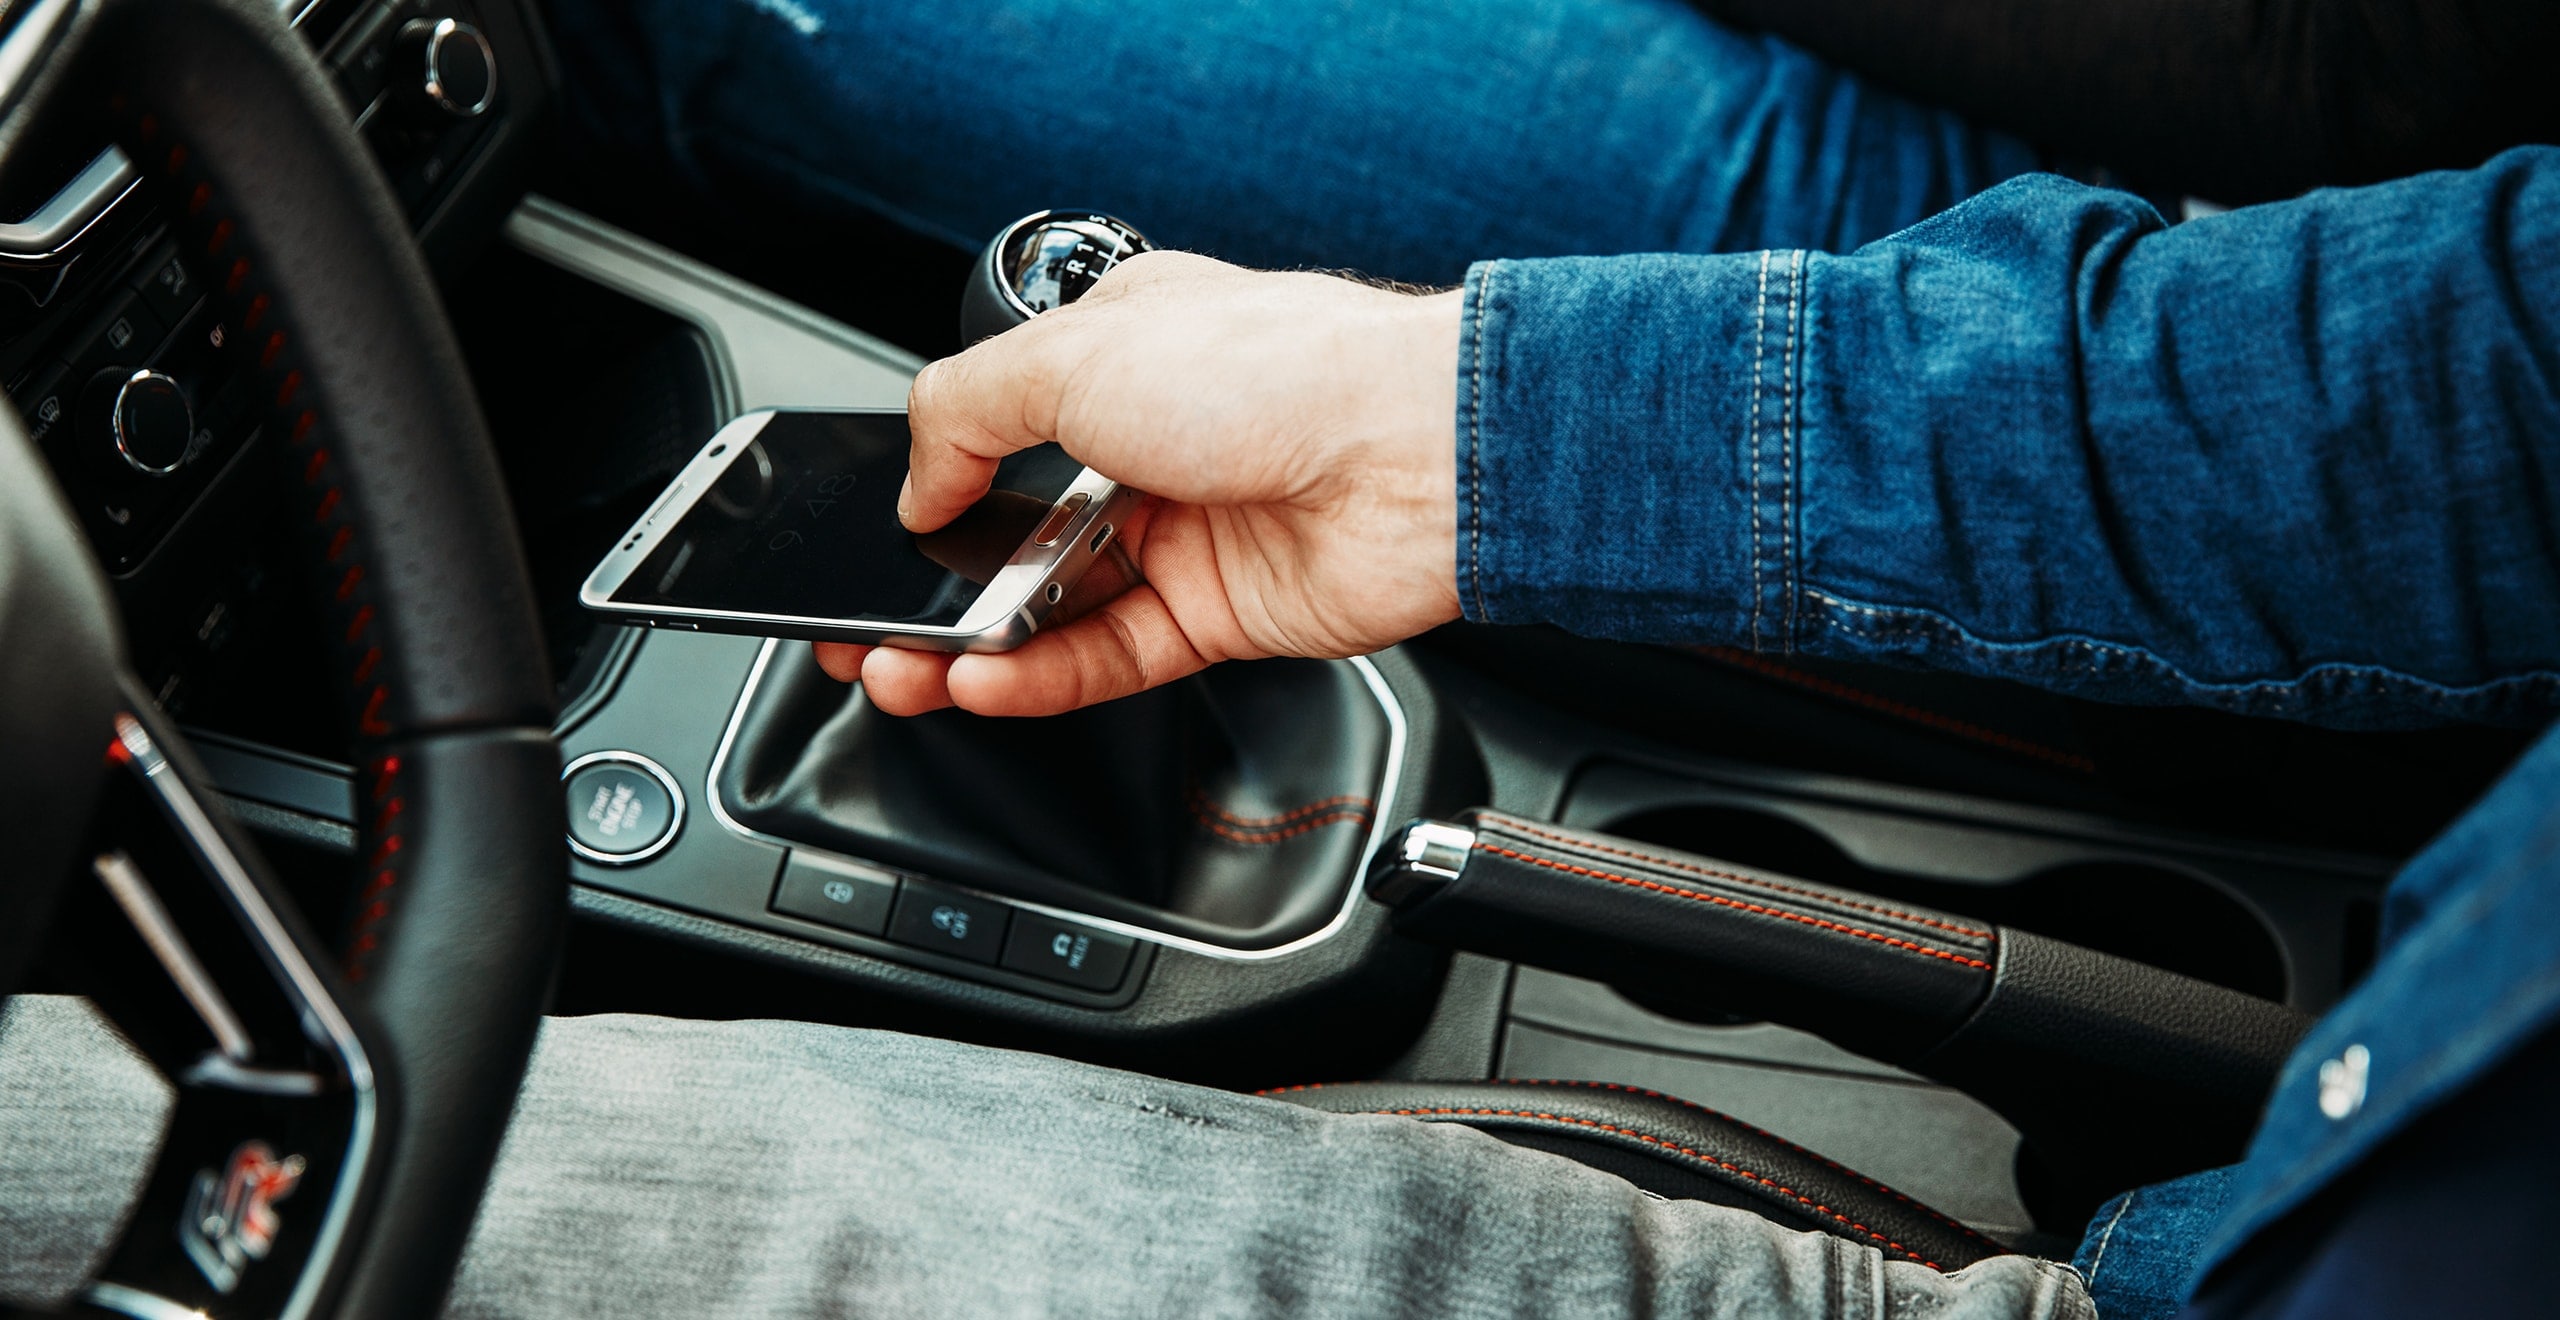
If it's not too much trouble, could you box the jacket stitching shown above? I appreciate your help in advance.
[1782,250,1805,653]
[1488,816,1995,940]
[1367,1106,1952,1269]
[1466,262,1491,622]
[1476,842,1994,969]
[1749,249,1771,651]
[1806,586,2560,718]
[2083,1189,2136,1283]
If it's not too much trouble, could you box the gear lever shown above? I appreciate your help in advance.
[960,209,1152,346]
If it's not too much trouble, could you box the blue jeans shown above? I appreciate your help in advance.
[548,0,2040,279]
[548,0,2560,1314]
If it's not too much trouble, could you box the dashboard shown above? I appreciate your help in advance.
[6,0,545,721]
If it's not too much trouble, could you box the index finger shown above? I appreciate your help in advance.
[900,327,1071,532]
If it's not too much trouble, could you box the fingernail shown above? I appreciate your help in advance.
[896,475,914,524]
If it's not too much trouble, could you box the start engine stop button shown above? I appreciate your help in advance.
[563,751,683,865]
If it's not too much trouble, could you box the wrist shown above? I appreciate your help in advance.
[1350,287,1464,637]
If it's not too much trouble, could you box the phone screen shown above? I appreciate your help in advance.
[609,411,1085,626]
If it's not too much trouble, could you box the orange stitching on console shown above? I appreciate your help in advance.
[1493,816,1995,940]
[1375,1106,1949,1269]
[1498,1079,2003,1247]
[1476,843,1994,970]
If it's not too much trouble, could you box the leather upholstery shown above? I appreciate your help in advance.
[1392,809,2000,1061]
[1266,1079,2013,1272]
[722,645,1388,948]
[1373,811,2313,1222]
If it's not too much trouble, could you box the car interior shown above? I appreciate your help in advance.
[0,1,2543,1316]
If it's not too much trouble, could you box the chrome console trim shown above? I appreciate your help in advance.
[702,637,1411,963]
[0,0,326,261]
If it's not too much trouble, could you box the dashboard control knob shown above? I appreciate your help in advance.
[961,210,1151,345]
[400,17,496,119]
[105,370,193,477]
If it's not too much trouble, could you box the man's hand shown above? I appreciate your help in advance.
[813,252,1462,716]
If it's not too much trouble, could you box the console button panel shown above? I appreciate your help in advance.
[770,852,897,936]
[1001,912,1135,992]
[886,881,1012,966]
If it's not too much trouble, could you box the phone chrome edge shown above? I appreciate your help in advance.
[578,409,783,611]
[581,423,1135,651]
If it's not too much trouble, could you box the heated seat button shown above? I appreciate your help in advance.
[1000,913,1135,992]
[770,852,897,935]
[562,752,682,864]
[886,881,1009,965]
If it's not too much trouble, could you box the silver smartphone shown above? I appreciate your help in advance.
[579,408,1139,651]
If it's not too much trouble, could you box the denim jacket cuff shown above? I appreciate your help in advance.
[1456,252,1810,648]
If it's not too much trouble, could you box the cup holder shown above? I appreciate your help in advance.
[1596,805,2289,1001]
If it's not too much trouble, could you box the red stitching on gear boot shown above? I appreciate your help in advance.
[1477,843,1995,970]
[1185,787,1373,845]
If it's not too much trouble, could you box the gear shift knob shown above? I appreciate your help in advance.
[960,209,1152,346]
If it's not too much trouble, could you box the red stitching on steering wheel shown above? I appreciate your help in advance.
[119,102,410,980]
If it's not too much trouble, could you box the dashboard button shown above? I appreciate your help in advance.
[887,881,1009,965]
[1000,913,1134,992]
[107,370,194,477]
[771,852,897,935]
[400,17,497,119]
[69,293,163,377]
[562,751,683,864]
[132,250,200,327]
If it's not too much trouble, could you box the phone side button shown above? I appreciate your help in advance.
[1032,490,1092,546]
[1000,913,1134,993]
[771,852,898,935]
[886,881,1011,965]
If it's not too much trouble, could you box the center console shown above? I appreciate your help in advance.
[67,0,2476,1247]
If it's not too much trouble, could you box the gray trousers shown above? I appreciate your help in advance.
[3,997,2092,1318]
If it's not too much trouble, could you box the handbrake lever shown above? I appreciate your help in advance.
[1370,810,2313,1218]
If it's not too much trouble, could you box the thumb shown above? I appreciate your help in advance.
[901,326,1073,532]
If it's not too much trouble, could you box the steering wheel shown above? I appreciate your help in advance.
[0,2,559,1317]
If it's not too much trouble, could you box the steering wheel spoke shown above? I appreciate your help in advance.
[42,703,382,1320]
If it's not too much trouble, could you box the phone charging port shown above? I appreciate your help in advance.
[1089,522,1115,554]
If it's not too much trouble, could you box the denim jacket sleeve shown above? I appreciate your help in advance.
[1457,148,2560,728]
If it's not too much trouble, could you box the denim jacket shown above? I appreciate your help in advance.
[1458,149,2560,1313]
